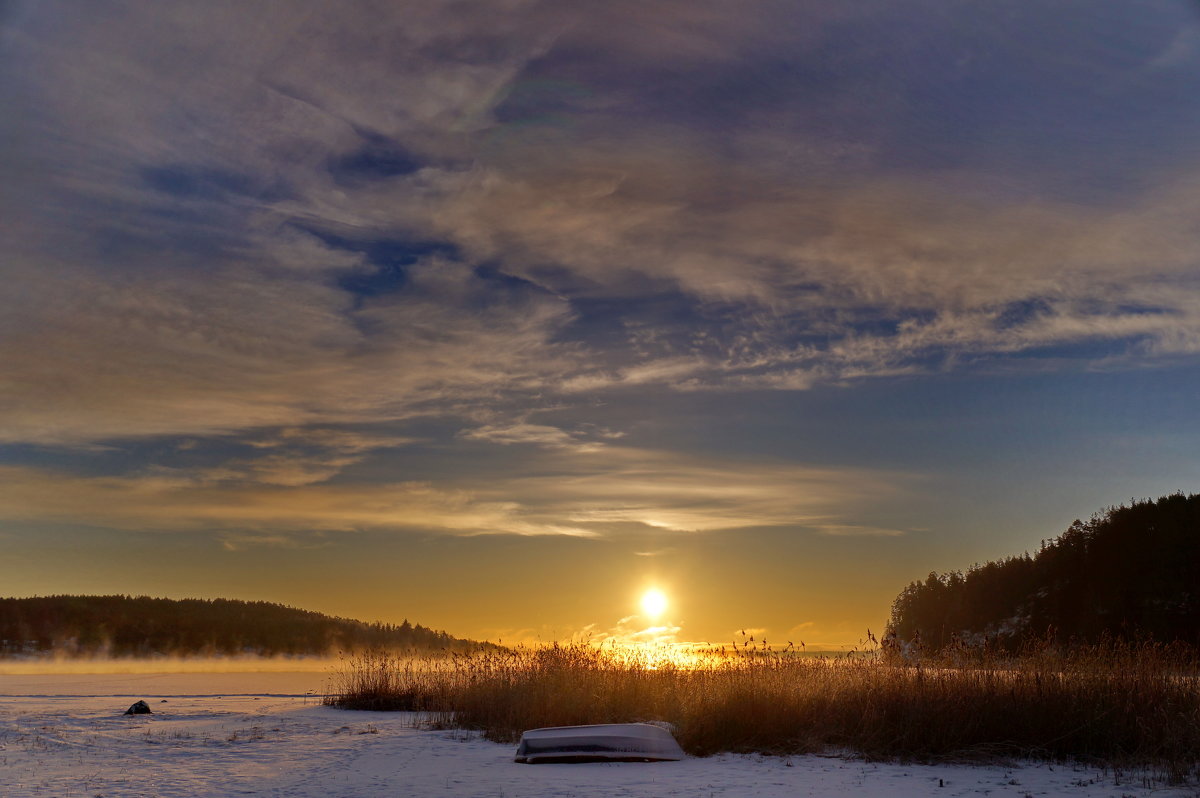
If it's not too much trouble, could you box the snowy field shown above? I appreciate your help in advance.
[1,670,1194,798]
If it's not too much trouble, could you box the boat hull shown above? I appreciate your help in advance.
[514,723,685,764]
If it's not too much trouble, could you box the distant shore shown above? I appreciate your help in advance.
[0,653,342,675]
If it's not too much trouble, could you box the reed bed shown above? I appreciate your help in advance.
[325,639,1200,781]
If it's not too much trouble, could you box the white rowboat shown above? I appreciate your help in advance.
[514,723,686,764]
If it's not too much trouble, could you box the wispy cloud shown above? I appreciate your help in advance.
[0,464,595,538]
[811,524,906,538]
[0,442,909,542]
[7,0,1200,649]
[458,422,605,452]
[3,1,1200,452]
[200,428,416,486]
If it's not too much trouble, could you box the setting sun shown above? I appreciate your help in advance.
[640,589,668,619]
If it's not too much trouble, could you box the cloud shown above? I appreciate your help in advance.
[203,452,362,488]
[461,445,909,535]
[218,531,334,552]
[200,427,417,486]
[1145,26,1200,72]
[0,442,909,541]
[0,249,581,445]
[9,0,1200,653]
[811,524,906,538]
[434,161,1200,383]
[458,422,602,451]
[3,0,1200,453]
[570,616,685,649]
[0,464,595,538]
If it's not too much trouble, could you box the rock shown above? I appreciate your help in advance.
[124,700,152,715]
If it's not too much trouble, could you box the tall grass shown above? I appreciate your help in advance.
[325,639,1200,781]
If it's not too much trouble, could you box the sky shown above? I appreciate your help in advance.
[3,0,1200,649]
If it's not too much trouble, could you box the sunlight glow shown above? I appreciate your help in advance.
[640,589,668,619]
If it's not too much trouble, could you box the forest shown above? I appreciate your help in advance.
[0,595,487,657]
[886,492,1200,653]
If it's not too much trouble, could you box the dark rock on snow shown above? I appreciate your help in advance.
[124,700,152,715]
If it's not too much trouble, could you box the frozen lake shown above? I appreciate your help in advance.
[0,669,1191,797]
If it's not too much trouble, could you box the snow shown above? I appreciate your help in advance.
[1,670,1192,798]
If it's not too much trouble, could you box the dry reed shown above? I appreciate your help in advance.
[325,639,1200,781]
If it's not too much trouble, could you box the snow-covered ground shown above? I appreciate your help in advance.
[1,671,1193,798]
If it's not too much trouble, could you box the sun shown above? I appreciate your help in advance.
[640,589,668,620]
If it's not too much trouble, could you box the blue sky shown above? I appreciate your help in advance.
[2,0,1199,646]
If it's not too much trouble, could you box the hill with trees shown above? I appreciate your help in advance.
[0,595,491,658]
[886,492,1200,653]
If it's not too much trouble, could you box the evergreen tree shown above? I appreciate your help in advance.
[0,596,493,657]
[886,493,1200,652]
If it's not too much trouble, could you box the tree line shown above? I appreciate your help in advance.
[887,492,1200,653]
[0,595,491,657]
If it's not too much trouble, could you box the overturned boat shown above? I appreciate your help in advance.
[514,723,685,764]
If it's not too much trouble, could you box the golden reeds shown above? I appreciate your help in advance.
[325,638,1200,781]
